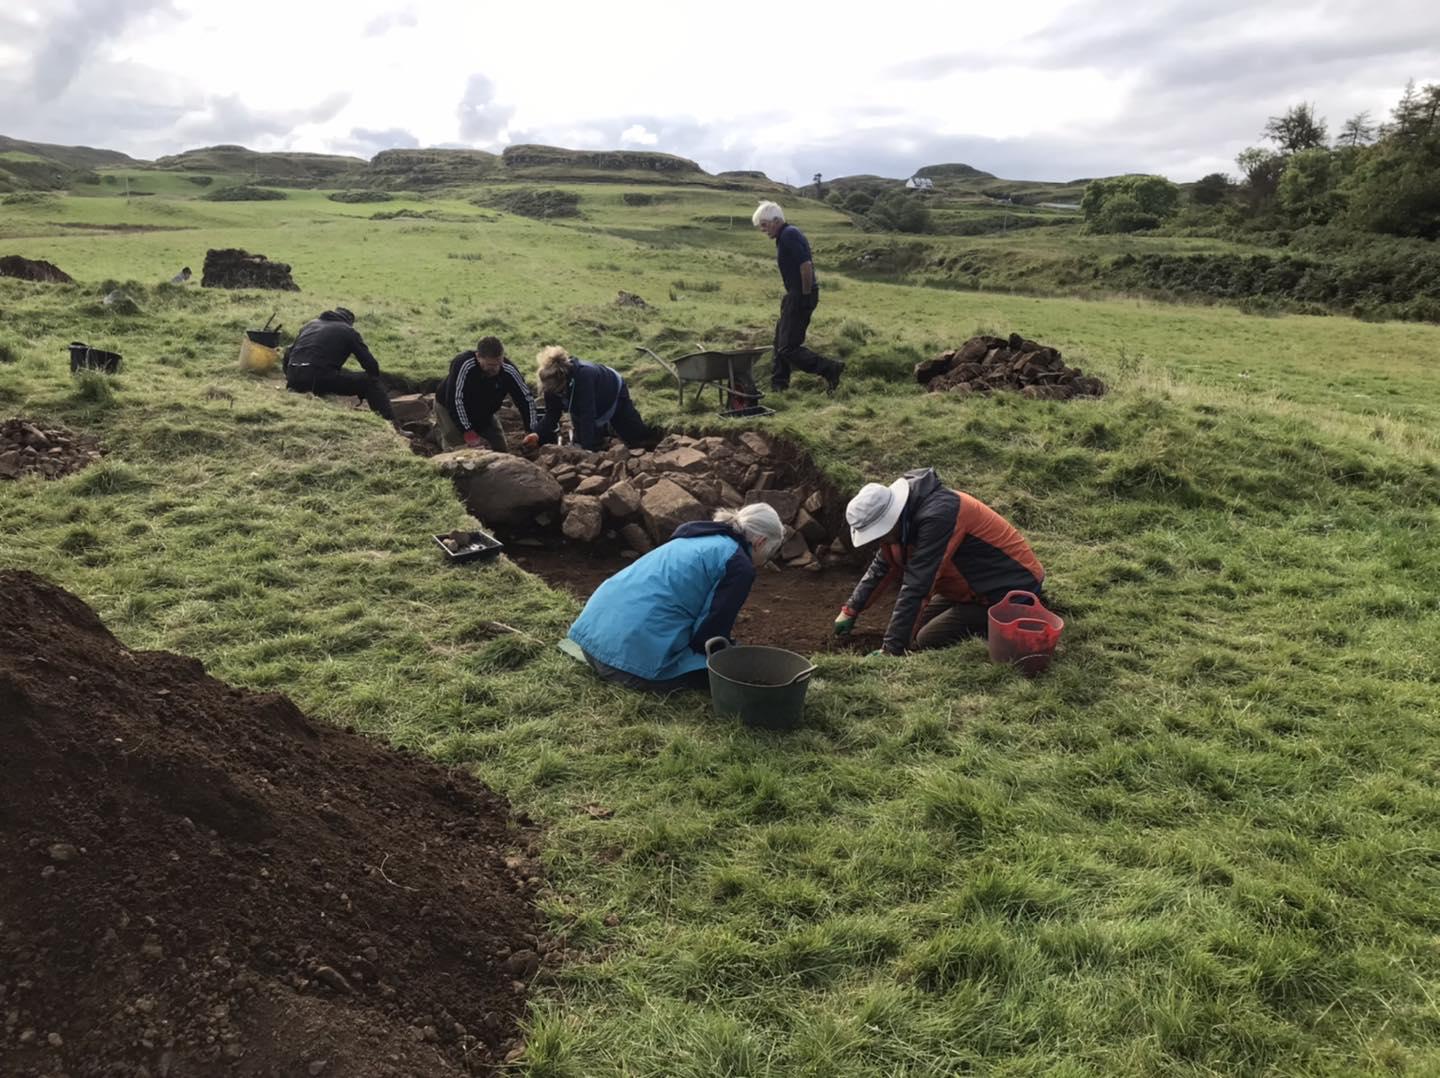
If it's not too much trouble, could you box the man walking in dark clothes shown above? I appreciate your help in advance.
[752,200,843,394]
[283,307,398,426]
[433,336,540,452]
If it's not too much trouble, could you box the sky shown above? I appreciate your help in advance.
[1,0,1437,182]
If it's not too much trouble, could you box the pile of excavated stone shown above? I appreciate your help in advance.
[0,419,105,481]
[432,430,848,571]
[916,332,1107,400]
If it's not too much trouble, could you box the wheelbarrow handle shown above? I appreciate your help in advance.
[635,345,677,375]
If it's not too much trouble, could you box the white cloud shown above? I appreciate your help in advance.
[1,0,1436,180]
[620,124,658,146]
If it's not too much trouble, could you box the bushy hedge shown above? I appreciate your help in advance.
[201,185,287,202]
[328,189,394,203]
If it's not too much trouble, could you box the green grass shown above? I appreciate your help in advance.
[2,183,1440,1076]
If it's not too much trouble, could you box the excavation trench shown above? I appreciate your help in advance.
[403,393,877,654]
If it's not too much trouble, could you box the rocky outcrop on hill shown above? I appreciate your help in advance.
[501,145,703,174]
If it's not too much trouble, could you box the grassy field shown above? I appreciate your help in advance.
[3,181,1440,1076]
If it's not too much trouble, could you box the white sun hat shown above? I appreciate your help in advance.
[846,477,911,546]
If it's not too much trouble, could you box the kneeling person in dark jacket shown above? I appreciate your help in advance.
[433,336,539,451]
[835,468,1045,656]
[567,504,784,693]
[283,308,397,427]
[534,345,658,451]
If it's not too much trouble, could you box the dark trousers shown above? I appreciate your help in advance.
[912,588,1045,651]
[771,291,840,390]
[606,388,660,448]
[287,366,395,422]
[583,649,710,695]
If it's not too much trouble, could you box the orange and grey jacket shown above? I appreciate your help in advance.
[843,468,1044,654]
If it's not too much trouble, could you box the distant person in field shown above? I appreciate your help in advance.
[282,307,399,428]
[170,266,192,284]
[433,336,539,452]
[565,503,784,693]
[534,346,659,451]
[752,200,843,395]
[835,468,1045,656]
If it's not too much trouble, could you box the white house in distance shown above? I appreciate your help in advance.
[905,176,935,191]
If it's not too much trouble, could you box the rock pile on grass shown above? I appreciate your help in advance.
[201,248,299,291]
[432,426,850,570]
[916,332,1107,399]
[0,418,105,480]
[0,255,73,284]
[0,570,540,1076]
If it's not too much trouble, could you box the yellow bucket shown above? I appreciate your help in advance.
[238,335,280,373]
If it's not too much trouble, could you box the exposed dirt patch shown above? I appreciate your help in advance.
[508,543,881,654]
[0,570,540,1076]
[1,418,105,481]
[0,255,73,284]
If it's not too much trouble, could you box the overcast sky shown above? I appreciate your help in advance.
[1,0,1437,182]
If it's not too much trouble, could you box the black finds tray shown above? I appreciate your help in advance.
[718,405,775,419]
[433,530,504,563]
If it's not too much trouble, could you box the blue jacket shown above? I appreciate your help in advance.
[537,358,626,450]
[568,522,756,681]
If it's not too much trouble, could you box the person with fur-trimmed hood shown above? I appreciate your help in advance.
[752,200,843,394]
[283,307,398,427]
[566,504,785,693]
[433,336,539,451]
[835,468,1045,656]
[534,345,658,450]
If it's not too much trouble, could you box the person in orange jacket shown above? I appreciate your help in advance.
[835,468,1045,656]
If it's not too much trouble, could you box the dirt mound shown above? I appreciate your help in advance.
[916,332,1107,399]
[1,419,105,480]
[0,255,73,284]
[201,248,299,291]
[0,571,539,1076]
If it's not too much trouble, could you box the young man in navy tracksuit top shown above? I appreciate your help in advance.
[752,200,843,394]
[434,336,538,451]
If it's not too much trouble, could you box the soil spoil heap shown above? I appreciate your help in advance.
[0,256,74,284]
[0,571,539,1076]
[916,332,1107,399]
[1,418,105,481]
[201,248,299,291]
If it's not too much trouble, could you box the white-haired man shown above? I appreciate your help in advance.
[752,200,843,395]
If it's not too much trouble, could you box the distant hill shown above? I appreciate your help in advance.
[152,145,367,187]
[0,135,136,170]
[914,163,995,180]
[0,135,138,192]
[356,148,503,189]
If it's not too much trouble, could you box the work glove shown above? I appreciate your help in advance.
[833,610,855,637]
[522,432,540,449]
[463,430,481,448]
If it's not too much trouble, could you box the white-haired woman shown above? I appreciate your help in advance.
[534,345,657,450]
[566,503,785,693]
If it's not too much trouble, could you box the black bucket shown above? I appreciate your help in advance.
[705,638,816,731]
[69,342,122,374]
[245,329,281,348]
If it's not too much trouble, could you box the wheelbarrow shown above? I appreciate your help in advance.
[636,346,774,418]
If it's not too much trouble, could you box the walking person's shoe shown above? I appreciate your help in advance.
[825,361,845,395]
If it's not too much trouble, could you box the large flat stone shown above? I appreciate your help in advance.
[434,449,563,529]
[641,478,708,544]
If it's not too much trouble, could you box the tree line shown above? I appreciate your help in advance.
[1082,81,1440,239]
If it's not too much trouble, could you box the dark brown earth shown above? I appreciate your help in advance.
[916,332,1107,399]
[1,418,105,481]
[0,256,73,284]
[508,543,884,654]
[201,248,299,291]
[0,571,540,1076]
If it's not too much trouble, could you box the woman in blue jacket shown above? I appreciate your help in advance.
[568,504,785,693]
[535,345,658,450]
